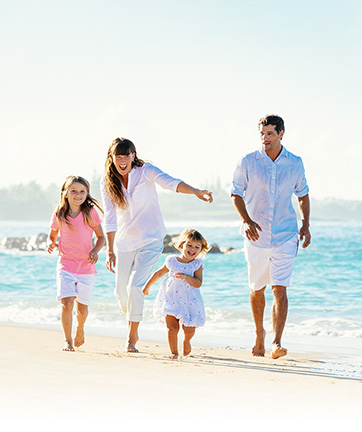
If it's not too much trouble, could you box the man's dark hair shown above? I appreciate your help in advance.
[258,115,285,134]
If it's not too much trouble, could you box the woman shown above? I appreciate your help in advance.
[101,137,213,352]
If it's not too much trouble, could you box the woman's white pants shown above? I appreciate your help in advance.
[115,239,164,322]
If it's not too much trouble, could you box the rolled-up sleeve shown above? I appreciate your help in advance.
[144,163,181,192]
[100,178,118,233]
[231,158,247,197]
[294,160,309,197]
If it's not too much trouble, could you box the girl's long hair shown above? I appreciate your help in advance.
[55,176,103,228]
[104,138,144,209]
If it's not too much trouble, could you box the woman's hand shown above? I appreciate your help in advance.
[176,182,213,203]
[106,252,116,273]
[195,189,213,203]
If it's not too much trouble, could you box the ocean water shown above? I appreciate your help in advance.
[0,219,361,377]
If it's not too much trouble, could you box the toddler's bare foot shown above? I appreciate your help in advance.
[183,340,192,357]
[252,329,266,357]
[125,342,139,353]
[169,353,179,359]
[271,343,287,359]
[63,341,74,352]
[74,327,85,348]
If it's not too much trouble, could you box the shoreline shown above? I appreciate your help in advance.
[1,324,361,429]
[4,319,361,365]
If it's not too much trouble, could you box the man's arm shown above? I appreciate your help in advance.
[297,194,311,248]
[231,194,262,242]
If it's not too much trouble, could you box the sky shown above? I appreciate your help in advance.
[1,0,361,200]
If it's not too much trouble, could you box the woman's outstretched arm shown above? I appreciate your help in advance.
[176,182,213,203]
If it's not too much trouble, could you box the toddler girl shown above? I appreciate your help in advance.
[143,228,209,359]
[48,176,105,351]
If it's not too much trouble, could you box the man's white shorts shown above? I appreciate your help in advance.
[57,270,95,305]
[244,235,299,291]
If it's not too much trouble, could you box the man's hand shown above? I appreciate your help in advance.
[299,226,311,248]
[244,220,262,242]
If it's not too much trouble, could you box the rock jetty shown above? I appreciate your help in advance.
[1,233,232,254]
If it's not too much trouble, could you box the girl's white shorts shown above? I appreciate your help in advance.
[244,235,299,291]
[56,270,95,305]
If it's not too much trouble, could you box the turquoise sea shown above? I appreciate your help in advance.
[0,219,361,378]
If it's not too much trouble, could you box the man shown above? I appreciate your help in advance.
[231,114,311,359]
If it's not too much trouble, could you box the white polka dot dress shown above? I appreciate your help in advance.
[153,255,205,327]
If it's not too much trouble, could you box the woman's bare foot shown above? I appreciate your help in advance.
[125,341,139,353]
[183,340,192,357]
[271,343,287,359]
[63,341,74,351]
[252,329,266,357]
[74,327,85,348]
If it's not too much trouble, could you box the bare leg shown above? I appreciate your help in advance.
[74,301,88,348]
[271,285,288,359]
[60,297,75,351]
[250,287,266,356]
[166,315,180,359]
[126,321,140,352]
[182,325,196,357]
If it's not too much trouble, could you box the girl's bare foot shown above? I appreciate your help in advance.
[183,340,192,357]
[252,329,266,357]
[63,341,75,351]
[74,327,85,347]
[125,342,139,353]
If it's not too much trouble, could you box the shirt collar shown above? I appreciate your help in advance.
[257,145,288,161]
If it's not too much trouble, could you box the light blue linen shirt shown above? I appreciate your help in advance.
[231,146,309,248]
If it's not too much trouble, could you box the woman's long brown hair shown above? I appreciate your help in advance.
[104,138,144,209]
[55,176,103,228]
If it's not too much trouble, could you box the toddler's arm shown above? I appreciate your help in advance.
[47,229,59,254]
[174,265,203,288]
[88,224,106,264]
[143,264,169,296]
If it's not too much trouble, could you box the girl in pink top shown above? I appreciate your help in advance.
[48,176,105,351]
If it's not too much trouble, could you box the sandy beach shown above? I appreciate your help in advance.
[1,325,361,430]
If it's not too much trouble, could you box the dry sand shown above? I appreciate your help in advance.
[1,325,361,430]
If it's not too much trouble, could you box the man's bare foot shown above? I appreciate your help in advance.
[63,341,74,351]
[169,353,179,359]
[125,342,139,353]
[252,329,266,357]
[271,343,287,359]
[74,327,85,348]
[183,340,192,357]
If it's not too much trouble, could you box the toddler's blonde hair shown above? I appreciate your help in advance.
[176,228,210,257]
